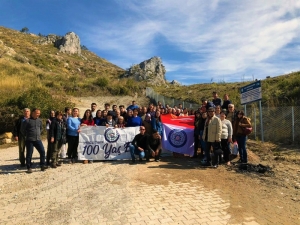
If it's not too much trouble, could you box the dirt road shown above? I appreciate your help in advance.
[1,96,299,224]
[0,139,299,225]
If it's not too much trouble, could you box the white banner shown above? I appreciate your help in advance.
[78,126,140,160]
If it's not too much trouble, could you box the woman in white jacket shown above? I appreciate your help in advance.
[220,111,232,165]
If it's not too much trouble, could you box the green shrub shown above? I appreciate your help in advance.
[6,87,74,118]
[95,77,108,88]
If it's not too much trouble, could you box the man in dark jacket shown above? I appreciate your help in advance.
[13,108,30,167]
[22,108,48,173]
[129,126,149,163]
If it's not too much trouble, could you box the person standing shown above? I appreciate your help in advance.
[126,109,143,127]
[127,100,139,111]
[46,110,55,166]
[202,107,222,167]
[22,108,48,173]
[13,108,30,167]
[151,111,163,137]
[233,110,252,163]
[61,107,72,159]
[91,103,97,118]
[193,111,201,158]
[221,94,232,111]
[212,91,222,107]
[67,108,81,163]
[49,111,67,168]
[220,111,233,165]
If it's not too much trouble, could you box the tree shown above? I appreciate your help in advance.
[20,27,29,33]
[81,45,88,50]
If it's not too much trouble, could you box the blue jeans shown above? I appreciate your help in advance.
[25,140,46,169]
[129,144,145,160]
[236,135,247,163]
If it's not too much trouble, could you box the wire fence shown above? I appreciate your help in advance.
[146,87,201,110]
[146,87,300,145]
[245,105,300,145]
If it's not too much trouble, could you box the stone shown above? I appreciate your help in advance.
[34,32,81,55]
[122,56,166,85]
[4,132,13,139]
[2,138,12,144]
[58,32,81,55]
[34,34,62,45]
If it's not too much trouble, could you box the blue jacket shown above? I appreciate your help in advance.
[151,117,163,136]
[67,117,81,136]
[126,116,143,127]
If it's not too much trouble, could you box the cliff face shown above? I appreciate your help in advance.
[35,32,81,55]
[122,56,166,85]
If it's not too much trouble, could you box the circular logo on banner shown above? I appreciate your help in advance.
[168,129,187,148]
[104,128,120,143]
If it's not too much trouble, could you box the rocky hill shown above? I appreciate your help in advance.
[121,56,167,85]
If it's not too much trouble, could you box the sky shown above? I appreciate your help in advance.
[1,0,300,85]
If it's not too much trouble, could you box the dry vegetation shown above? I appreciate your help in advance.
[153,72,300,109]
[0,26,145,117]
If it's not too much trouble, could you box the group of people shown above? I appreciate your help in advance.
[12,101,165,173]
[194,92,252,167]
[12,92,252,173]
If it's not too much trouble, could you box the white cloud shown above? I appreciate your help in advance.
[82,0,300,83]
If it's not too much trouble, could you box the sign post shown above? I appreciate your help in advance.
[240,80,264,142]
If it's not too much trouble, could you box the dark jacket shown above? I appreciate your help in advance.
[13,116,28,137]
[212,98,222,107]
[50,118,67,143]
[22,117,43,141]
[205,101,215,111]
[147,135,161,152]
[131,133,148,150]
[221,100,232,111]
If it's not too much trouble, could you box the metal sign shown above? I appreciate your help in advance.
[240,80,262,105]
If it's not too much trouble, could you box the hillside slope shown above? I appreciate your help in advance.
[0,26,144,117]
[153,72,300,108]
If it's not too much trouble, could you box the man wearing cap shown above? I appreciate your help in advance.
[202,107,222,167]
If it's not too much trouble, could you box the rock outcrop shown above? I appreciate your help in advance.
[58,32,81,55]
[122,56,166,85]
[34,32,81,55]
[34,34,61,45]
[0,39,16,57]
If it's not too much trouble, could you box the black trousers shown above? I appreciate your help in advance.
[67,135,79,159]
[221,139,230,163]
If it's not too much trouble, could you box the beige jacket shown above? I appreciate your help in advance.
[202,116,222,142]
